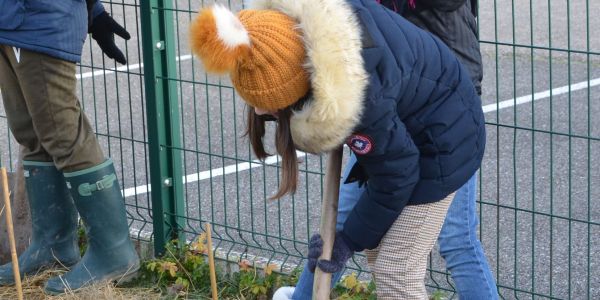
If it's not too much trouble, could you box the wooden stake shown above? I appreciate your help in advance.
[313,145,344,300]
[1,168,23,300]
[205,222,218,300]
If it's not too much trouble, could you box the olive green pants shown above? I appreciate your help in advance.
[0,45,104,171]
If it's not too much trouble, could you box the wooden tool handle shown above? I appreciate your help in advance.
[205,223,218,300]
[312,145,344,300]
[1,168,23,300]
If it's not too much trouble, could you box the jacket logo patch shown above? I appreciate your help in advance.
[346,134,374,155]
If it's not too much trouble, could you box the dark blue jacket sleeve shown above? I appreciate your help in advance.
[341,96,420,251]
[92,0,105,19]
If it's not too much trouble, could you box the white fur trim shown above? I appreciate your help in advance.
[246,0,369,154]
[212,5,250,48]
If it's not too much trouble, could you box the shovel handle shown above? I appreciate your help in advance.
[312,145,344,300]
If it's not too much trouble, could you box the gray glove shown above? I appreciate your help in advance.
[307,232,353,274]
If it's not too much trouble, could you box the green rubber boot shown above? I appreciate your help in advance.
[0,161,80,286]
[44,160,139,295]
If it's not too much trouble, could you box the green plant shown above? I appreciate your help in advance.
[331,273,447,300]
[77,221,87,256]
[140,235,211,297]
[129,238,447,299]
[137,236,300,299]
[332,273,377,300]
[430,289,447,300]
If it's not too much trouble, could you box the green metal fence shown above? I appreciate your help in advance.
[0,0,598,299]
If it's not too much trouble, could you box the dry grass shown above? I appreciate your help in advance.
[0,269,161,300]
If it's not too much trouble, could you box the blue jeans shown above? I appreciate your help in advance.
[293,154,498,300]
[437,172,498,300]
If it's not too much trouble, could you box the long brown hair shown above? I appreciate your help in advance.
[244,98,308,199]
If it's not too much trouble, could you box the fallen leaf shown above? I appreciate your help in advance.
[264,263,278,275]
[239,259,252,272]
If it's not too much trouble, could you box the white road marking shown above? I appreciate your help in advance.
[75,55,600,197]
[121,151,307,198]
[482,78,600,113]
[75,54,193,79]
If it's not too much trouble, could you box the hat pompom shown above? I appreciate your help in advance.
[190,5,251,73]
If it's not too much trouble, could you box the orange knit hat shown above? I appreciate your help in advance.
[189,5,310,111]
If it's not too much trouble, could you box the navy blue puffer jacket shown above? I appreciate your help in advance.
[250,0,485,252]
[342,0,485,251]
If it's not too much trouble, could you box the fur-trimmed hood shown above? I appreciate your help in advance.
[246,0,369,154]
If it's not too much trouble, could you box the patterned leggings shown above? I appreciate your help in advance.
[365,193,454,299]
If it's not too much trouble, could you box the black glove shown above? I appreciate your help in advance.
[307,232,354,274]
[89,11,131,64]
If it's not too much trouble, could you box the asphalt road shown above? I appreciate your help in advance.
[0,0,599,299]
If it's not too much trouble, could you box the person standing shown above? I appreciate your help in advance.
[385,1,498,299]
[0,0,139,294]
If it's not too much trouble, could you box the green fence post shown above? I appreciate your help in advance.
[140,0,185,256]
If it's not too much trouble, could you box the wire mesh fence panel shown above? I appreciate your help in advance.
[470,0,599,299]
[0,0,598,299]
[162,0,335,273]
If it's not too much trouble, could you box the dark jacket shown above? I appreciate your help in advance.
[386,0,484,95]
[248,0,486,251]
[0,0,104,62]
